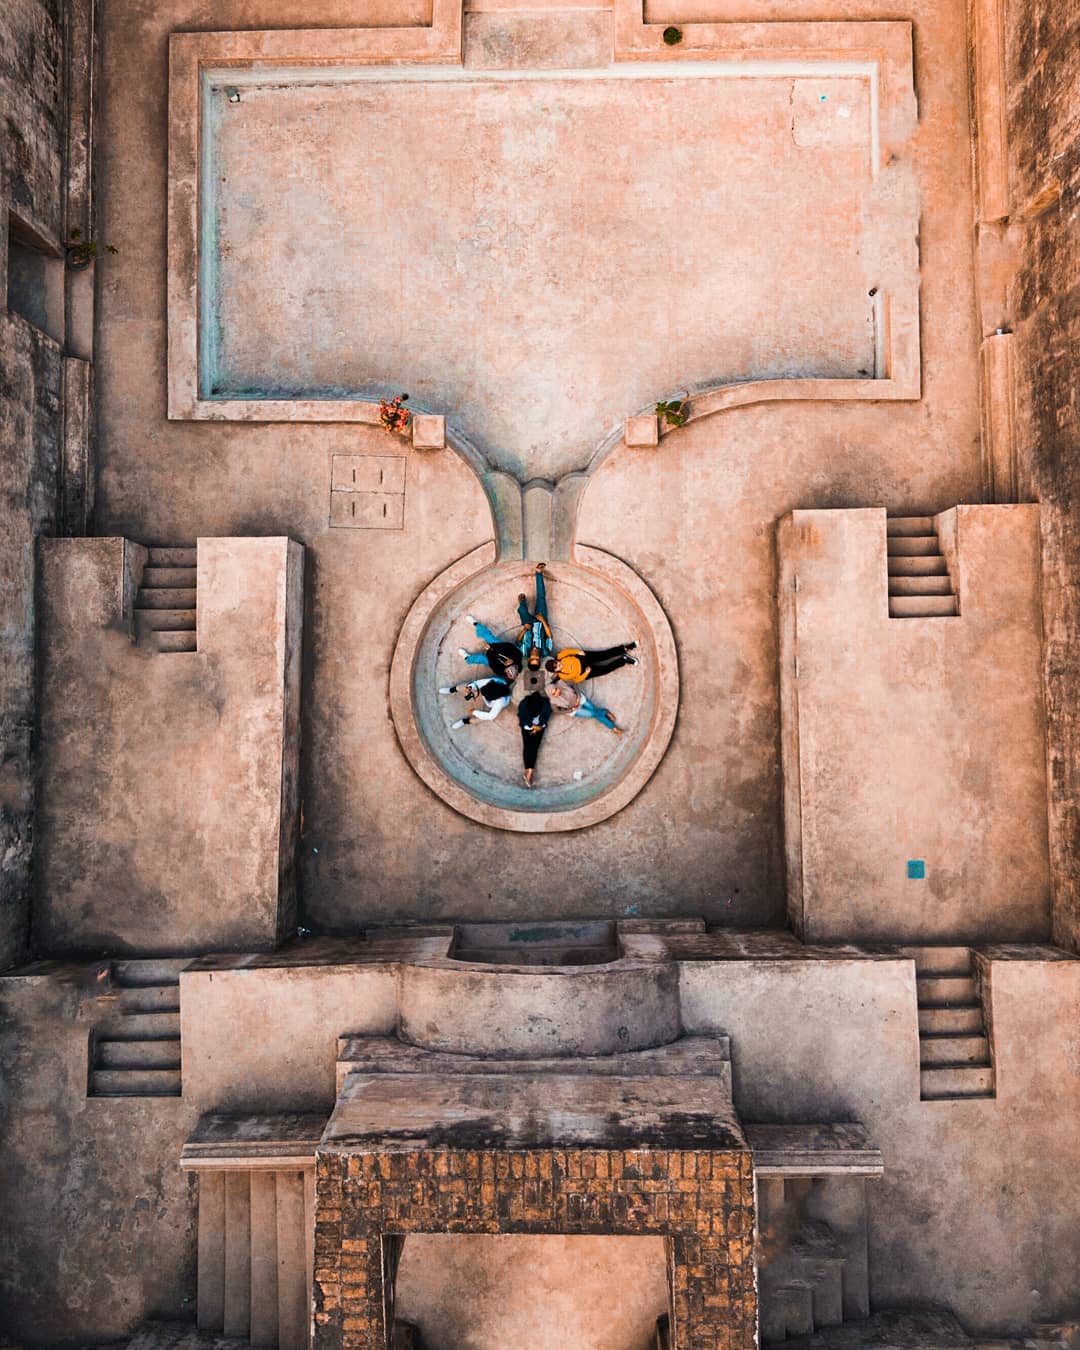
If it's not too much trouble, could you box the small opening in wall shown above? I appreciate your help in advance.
[7,212,64,343]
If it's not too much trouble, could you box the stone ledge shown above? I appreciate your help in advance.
[746,1123,884,1177]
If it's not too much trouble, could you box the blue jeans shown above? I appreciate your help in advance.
[572,697,616,730]
[518,570,551,655]
[465,620,500,663]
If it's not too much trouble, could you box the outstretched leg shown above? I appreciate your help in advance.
[533,565,548,625]
[474,620,500,646]
[573,699,619,731]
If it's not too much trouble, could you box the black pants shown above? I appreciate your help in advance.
[583,646,633,678]
[521,726,546,771]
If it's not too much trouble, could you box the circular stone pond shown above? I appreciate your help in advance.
[390,545,679,832]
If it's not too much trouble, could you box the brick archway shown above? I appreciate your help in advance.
[314,1142,757,1349]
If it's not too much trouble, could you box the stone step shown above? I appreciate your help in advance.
[888,555,950,576]
[89,1067,182,1097]
[156,630,198,654]
[111,957,189,986]
[249,1172,279,1346]
[141,565,197,588]
[902,945,972,975]
[889,594,960,618]
[886,535,941,556]
[778,1284,815,1338]
[917,974,978,1006]
[886,516,936,536]
[97,1037,181,1070]
[810,1262,844,1331]
[920,1034,991,1066]
[99,1009,181,1039]
[120,984,181,1014]
[147,547,197,567]
[136,608,197,632]
[888,575,954,596]
[137,586,197,609]
[919,1004,985,1035]
[920,1064,995,1099]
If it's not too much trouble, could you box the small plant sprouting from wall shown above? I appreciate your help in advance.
[663,26,683,45]
[66,229,118,269]
[655,395,689,428]
[379,393,412,435]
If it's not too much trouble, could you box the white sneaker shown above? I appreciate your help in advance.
[439,686,455,695]
[457,647,468,659]
[465,614,478,625]
[452,717,469,729]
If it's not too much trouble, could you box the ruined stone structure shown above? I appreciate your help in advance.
[0,0,1077,1348]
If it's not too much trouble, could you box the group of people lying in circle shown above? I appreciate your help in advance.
[439,563,639,787]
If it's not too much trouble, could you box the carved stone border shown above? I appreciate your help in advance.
[167,11,464,421]
[168,18,919,425]
[388,543,679,833]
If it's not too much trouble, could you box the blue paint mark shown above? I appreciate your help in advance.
[819,93,828,101]
[625,904,640,916]
[907,859,925,879]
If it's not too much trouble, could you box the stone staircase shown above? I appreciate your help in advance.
[88,958,186,1098]
[887,516,959,617]
[135,546,198,653]
[195,1170,314,1349]
[757,1175,870,1345]
[910,947,995,1101]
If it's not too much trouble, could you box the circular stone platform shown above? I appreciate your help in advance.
[390,545,679,832]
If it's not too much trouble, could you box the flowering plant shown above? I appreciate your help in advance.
[379,393,411,435]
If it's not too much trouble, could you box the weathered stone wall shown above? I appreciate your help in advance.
[34,537,304,955]
[313,1146,756,1350]
[0,0,69,971]
[1001,0,1080,951]
[0,964,199,1341]
[0,315,62,971]
[0,0,65,238]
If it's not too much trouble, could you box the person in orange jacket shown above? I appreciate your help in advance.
[545,642,637,683]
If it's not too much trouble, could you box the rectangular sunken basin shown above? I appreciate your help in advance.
[451,921,619,967]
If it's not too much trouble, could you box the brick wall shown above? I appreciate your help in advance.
[314,1147,757,1350]
[1002,0,1080,952]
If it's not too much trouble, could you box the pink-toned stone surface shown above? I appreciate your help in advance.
[202,69,882,476]
[395,1234,669,1350]
[95,0,980,927]
[34,536,304,953]
[777,505,1050,944]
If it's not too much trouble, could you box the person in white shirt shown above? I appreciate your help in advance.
[439,676,512,728]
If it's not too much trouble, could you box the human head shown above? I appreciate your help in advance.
[527,648,541,670]
[505,662,521,681]
[544,658,557,672]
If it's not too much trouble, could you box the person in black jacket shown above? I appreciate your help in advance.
[459,615,522,683]
[517,691,551,787]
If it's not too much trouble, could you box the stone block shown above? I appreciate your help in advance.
[410,414,445,450]
[625,414,660,447]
